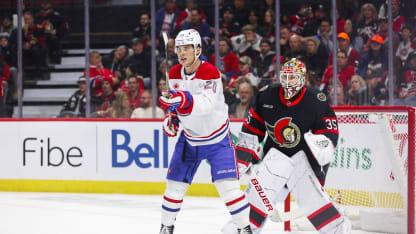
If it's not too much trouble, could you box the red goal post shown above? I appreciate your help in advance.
[283,106,415,233]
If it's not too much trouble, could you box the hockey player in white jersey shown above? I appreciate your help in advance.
[158,29,253,234]
[222,59,351,234]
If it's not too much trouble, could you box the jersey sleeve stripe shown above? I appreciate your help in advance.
[243,122,266,137]
[250,108,264,124]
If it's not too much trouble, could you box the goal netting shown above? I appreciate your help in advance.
[286,106,415,233]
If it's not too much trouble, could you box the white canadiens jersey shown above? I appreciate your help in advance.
[169,61,230,146]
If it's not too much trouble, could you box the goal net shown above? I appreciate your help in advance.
[286,106,415,233]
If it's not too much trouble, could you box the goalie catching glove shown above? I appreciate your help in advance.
[163,111,179,137]
[159,90,193,116]
[304,131,335,166]
[235,132,262,176]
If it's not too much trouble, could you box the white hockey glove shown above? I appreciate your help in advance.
[163,112,179,137]
[235,132,262,176]
[304,131,335,166]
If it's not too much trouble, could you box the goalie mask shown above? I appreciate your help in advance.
[280,58,306,99]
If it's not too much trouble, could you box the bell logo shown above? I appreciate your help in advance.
[111,129,169,168]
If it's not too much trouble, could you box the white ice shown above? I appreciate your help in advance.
[0,192,377,234]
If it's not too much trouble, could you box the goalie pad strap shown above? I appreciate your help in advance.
[249,204,267,227]
[308,203,341,230]
[236,145,260,163]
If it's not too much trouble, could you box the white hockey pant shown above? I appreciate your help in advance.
[288,152,351,234]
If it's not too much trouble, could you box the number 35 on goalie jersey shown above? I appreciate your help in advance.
[241,85,339,176]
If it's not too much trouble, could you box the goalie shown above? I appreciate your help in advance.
[223,58,351,234]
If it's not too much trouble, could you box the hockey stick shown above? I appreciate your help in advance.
[162,32,172,127]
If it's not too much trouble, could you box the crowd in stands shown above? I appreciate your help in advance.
[1,0,416,118]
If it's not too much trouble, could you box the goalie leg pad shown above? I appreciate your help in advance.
[287,152,350,233]
[215,178,250,229]
[246,148,295,228]
[161,179,189,226]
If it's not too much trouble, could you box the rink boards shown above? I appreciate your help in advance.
[0,116,408,199]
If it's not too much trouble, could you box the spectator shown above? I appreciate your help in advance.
[35,0,69,64]
[156,0,180,36]
[346,75,368,106]
[132,12,151,47]
[344,18,364,53]
[221,74,237,106]
[321,49,355,93]
[362,17,400,53]
[229,56,258,88]
[174,0,206,35]
[181,8,211,49]
[102,45,129,82]
[96,77,116,114]
[262,9,276,43]
[247,10,262,35]
[284,34,306,62]
[209,37,239,82]
[0,53,10,104]
[378,0,406,33]
[304,37,327,86]
[396,51,416,105]
[252,39,275,79]
[59,76,88,117]
[279,25,292,57]
[22,10,48,79]
[123,75,143,110]
[315,18,333,56]
[230,24,262,59]
[258,55,283,89]
[0,35,16,67]
[228,82,254,118]
[357,35,388,80]
[302,4,327,37]
[219,6,240,38]
[0,16,16,37]
[396,25,414,65]
[287,3,312,35]
[101,91,132,118]
[328,81,347,106]
[157,38,179,67]
[131,89,165,118]
[84,51,118,96]
[157,59,173,86]
[233,0,250,27]
[0,36,16,106]
[356,3,378,43]
[126,37,151,81]
[328,32,360,67]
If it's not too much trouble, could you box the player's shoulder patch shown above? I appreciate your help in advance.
[195,62,220,80]
[169,64,182,79]
[316,92,327,102]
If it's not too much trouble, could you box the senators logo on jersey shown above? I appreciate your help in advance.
[265,117,301,148]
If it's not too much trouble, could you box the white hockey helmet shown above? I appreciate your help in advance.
[175,29,202,59]
[280,58,306,99]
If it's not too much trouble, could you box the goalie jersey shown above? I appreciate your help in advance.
[242,84,339,184]
[168,61,230,146]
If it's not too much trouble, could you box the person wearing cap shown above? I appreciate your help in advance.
[219,6,241,38]
[328,32,360,67]
[59,76,88,117]
[0,16,16,37]
[209,37,239,82]
[35,0,69,64]
[252,39,275,78]
[229,55,258,88]
[361,17,400,54]
[302,3,327,37]
[230,24,262,59]
[357,35,388,80]
[126,37,151,79]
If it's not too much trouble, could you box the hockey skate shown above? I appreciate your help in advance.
[159,224,174,234]
[237,225,253,234]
